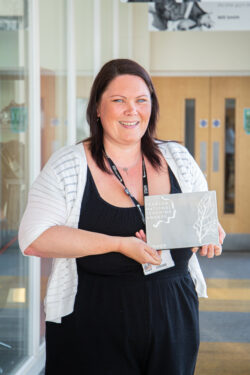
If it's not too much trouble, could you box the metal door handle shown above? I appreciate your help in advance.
[213,141,219,172]
[200,141,207,174]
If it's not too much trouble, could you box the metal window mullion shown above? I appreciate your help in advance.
[67,0,76,146]
[28,0,41,360]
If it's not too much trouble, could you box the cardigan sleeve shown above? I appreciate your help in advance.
[187,150,208,192]
[18,161,67,255]
[162,141,208,192]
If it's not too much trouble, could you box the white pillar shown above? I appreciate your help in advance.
[93,0,101,76]
[67,0,76,145]
[113,0,119,59]
[128,2,133,59]
[27,0,41,360]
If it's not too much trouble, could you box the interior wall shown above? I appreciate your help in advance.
[100,0,113,66]
[39,0,66,71]
[150,31,250,73]
[74,0,250,75]
[75,0,93,74]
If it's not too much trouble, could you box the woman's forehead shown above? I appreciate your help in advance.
[103,74,150,96]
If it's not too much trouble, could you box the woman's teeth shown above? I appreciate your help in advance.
[119,121,138,126]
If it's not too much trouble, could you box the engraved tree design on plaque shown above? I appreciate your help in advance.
[193,194,218,244]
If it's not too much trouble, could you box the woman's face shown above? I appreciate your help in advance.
[97,74,152,146]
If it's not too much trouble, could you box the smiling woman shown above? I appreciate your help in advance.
[96,74,151,147]
[18,59,225,375]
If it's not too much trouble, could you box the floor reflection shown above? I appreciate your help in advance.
[196,251,250,375]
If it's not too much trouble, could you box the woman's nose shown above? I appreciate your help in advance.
[124,102,137,115]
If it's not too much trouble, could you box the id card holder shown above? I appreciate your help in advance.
[142,250,175,275]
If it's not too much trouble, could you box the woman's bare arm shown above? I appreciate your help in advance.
[24,225,162,265]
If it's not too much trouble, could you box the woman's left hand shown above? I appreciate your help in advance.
[135,230,162,257]
[192,223,226,258]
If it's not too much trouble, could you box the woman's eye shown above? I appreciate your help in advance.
[113,99,123,103]
[137,99,146,103]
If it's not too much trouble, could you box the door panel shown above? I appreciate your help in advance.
[239,78,250,232]
[210,78,239,232]
[153,77,184,142]
[152,76,250,234]
[153,77,210,177]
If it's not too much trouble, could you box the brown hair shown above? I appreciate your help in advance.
[86,58,162,173]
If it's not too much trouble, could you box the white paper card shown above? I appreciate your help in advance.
[145,191,219,250]
[142,250,175,275]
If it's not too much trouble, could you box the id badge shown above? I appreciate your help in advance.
[142,250,175,275]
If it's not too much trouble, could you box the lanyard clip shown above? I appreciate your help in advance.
[124,187,130,196]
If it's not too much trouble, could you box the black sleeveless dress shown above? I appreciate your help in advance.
[45,165,200,375]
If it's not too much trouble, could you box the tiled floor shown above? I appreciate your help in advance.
[1,250,250,374]
[195,251,250,374]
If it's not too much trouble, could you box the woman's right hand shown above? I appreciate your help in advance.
[118,236,161,265]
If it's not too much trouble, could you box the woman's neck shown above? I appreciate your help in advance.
[103,139,142,170]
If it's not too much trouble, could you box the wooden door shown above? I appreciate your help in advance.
[210,77,250,232]
[152,76,250,234]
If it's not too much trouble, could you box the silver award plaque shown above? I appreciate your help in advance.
[145,191,219,250]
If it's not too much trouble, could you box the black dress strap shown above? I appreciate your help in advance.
[168,165,182,194]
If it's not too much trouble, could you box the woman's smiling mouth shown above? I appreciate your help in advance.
[119,121,139,128]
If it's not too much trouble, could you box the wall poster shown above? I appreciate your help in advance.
[148,2,250,31]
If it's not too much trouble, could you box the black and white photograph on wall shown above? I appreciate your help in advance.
[121,0,247,2]
[121,0,199,2]
[149,1,250,31]
[120,0,153,2]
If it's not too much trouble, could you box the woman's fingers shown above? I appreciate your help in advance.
[120,236,162,265]
[139,229,146,242]
[144,244,161,262]
[191,247,199,253]
[198,224,225,258]
[207,244,214,258]
[199,245,208,256]
[135,232,142,240]
[135,230,146,242]
[136,230,162,259]
[197,243,222,258]
[218,223,226,245]
[214,244,222,256]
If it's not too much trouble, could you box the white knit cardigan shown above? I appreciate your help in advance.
[18,141,208,323]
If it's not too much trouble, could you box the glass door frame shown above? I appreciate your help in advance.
[14,0,76,374]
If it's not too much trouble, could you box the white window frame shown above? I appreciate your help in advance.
[14,0,76,374]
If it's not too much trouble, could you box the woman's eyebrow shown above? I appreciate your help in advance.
[109,94,150,98]
[109,95,126,98]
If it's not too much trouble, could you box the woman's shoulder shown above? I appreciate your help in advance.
[156,140,191,161]
[157,140,207,191]
[45,143,86,172]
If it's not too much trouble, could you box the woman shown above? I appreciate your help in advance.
[19,59,225,375]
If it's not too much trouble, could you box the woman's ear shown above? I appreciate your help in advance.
[96,103,100,118]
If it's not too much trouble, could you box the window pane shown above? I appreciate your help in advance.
[185,99,195,157]
[224,99,236,214]
[0,1,29,372]
[39,0,68,343]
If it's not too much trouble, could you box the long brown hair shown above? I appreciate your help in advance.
[86,59,162,173]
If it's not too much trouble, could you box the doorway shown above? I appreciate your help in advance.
[152,76,250,234]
